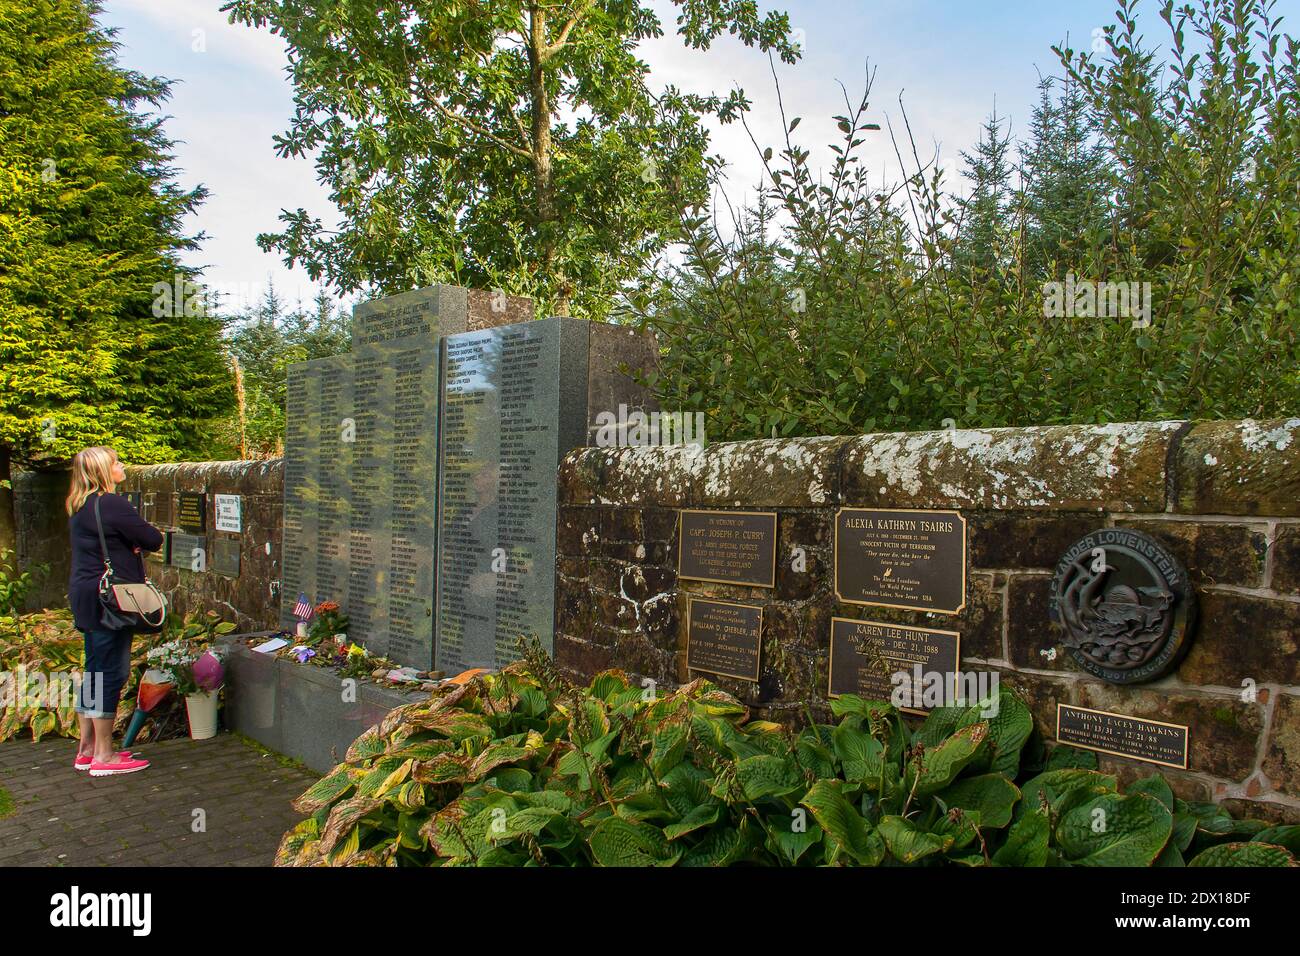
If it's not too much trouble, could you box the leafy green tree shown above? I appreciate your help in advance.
[222,0,799,318]
[221,284,351,457]
[632,0,1299,441]
[0,0,234,552]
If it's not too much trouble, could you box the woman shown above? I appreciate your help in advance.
[66,447,163,777]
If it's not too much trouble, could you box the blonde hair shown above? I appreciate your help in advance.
[66,446,119,515]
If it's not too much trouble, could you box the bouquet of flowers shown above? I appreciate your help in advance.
[146,640,225,697]
[305,601,349,648]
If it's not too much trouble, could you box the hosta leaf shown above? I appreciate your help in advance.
[1045,746,1099,771]
[681,823,750,867]
[829,695,893,720]
[294,768,358,814]
[766,812,823,864]
[589,818,680,867]
[800,780,884,866]
[1126,775,1174,812]
[879,815,947,863]
[663,802,722,841]
[1055,792,1173,867]
[502,806,563,838]
[1016,769,1117,822]
[29,708,56,742]
[345,731,387,763]
[936,774,1020,829]
[832,721,887,785]
[1188,842,1297,867]
[1252,825,1300,853]
[906,723,989,796]
[992,809,1050,867]
[318,795,382,856]
[735,754,803,801]
[468,743,530,781]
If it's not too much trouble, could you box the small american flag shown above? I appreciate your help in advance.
[293,592,314,621]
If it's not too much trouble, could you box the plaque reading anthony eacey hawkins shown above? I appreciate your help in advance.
[828,618,960,714]
[686,598,763,682]
[1056,703,1189,769]
[678,510,777,587]
[835,508,966,614]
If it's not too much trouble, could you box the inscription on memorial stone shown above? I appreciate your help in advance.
[177,493,207,534]
[1056,703,1189,769]
[678,510,777,587]
[168,533,205,572]
[835,508,966,614]
[212,539,241,578]
[436,320,574,674]
[829,617,961,713]
[686,598,763,681]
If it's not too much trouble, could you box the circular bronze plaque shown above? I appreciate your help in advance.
[1048,529,1196,684]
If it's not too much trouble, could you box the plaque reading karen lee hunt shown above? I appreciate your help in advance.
[829,617,960,714]
[686,598,763,682]
[1056,704,1189,770]
[835,508,966,614]
[677,510,777,587]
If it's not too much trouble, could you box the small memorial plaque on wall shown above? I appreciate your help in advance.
[1056,704,1189,769]
[835,508,966,614]
[176,493,207,534]
[212,539,241,578]
[677,510,777,587]
[214,494,242,533]
[829,617,960,714]
[169,533,206,572]
[686,598,763,681]
[121,491,142,511]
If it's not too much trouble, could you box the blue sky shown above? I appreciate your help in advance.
[97,0,1300,313]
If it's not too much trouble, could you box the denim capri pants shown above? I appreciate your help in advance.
[77,627,134,718]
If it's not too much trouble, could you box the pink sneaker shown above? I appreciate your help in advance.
[75,750,133,771]
[88,755,150,777]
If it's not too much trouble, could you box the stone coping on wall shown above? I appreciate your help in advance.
[559,417,1300,515]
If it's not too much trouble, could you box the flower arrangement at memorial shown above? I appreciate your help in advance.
[276,639,1297,868]
[305,601,349,648]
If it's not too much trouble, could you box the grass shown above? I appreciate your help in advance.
[229,730,317,777]
[0,784,15,820]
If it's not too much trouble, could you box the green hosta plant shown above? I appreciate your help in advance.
[277,643,1295,867]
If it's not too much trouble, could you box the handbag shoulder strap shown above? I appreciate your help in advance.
[92,494,114,575]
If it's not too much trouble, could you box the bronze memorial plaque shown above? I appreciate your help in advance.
[678,510,777,588]
[176,492,208,534]
[1056,704,1189,770]
[829,617,960,714]
[835,508,966,614]
[686,598,763,682]
[1049,528,1196,684]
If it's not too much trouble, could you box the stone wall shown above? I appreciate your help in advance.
[117,460,284,632]
[15,460,285,630]
[554,418,1300,824]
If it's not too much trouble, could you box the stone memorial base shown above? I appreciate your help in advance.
[224,644,426,774]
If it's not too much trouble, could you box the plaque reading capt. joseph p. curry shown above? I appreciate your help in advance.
[678,510,777,588]
[835,508,966,614]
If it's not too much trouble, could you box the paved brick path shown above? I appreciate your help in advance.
[0,732,319,867]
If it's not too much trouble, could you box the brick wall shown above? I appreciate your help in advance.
[554,418,1300,824]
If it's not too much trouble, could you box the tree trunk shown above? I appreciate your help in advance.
[527,5,571,315]
[0,444,17,561]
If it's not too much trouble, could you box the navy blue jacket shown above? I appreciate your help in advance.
[67,492,164,632]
